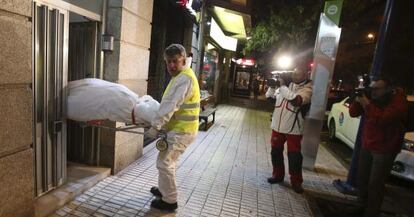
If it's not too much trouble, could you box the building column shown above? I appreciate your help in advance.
[0,0,34,216]
[101,0,154,174]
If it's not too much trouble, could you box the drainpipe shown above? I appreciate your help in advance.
[99,0,108,79]
[195,0,207,78]
[96,0,108,166]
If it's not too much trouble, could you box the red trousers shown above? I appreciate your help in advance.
[270,130,303,186]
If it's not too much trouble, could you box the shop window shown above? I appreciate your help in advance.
[200,49,218,98]
[235,71,250,90]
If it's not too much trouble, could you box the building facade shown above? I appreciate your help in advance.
[0,1,34,216]
[0,0,253,216]
[0,0,154,216]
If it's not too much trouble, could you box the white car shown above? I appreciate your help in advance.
[327,96,414,181]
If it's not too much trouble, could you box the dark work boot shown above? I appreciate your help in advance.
[267,176,284,184]
[150,198,178,211]
[150,187,162,197]
[292,184,304,194]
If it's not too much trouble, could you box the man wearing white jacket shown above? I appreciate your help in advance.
[265,66,312,193]
[147,44,200,211]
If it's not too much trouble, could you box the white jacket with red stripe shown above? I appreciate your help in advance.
[266,80,312,135]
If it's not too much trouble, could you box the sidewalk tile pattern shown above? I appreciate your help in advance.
[52,105,350,217]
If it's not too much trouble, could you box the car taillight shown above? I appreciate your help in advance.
[402,141,414,152]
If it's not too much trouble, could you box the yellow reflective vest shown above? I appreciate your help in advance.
[163,67,200,133]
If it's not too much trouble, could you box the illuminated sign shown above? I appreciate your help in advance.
[176,0,197,16]
[177,0,187,6]
[235,58,255,66]
[242,58,255,66]
[209,18,238,51]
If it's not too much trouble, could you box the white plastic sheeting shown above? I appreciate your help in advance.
[67,78,159,125]
[133,95,160,125]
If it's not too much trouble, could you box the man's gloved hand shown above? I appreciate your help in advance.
[147,127,159,139]
[265,87,276,98]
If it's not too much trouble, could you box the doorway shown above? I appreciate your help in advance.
[67,12,100,165]
[232,65,254,97]
[33,1,103,197]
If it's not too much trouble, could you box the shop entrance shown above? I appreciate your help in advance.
[232,65,255,98]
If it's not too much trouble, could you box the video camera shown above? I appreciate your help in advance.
[267,71,293,88]
[350,74,371,100]
[353,88,370,97]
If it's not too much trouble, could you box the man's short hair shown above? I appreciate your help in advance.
[164,44,186,59]
[294,64,309,74]
[372,74,396,87]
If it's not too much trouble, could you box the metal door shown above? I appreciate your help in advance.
[33,2,68,196]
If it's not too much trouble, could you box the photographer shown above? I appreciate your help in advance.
[265,65,312,193]
[349,77,408,217]
[333,74,371,195]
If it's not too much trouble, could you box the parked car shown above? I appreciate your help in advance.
[327,96,414,181]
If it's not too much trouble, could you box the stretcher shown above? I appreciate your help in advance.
[78,120,169,151]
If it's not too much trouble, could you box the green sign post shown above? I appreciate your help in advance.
[324,0,343,26]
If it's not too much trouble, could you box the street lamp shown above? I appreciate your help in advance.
[277,55,293,69]
[367,33,375,40]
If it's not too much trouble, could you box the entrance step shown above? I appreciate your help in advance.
[34,163,110,217]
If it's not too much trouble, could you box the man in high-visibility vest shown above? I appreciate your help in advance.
[147,44,200,211]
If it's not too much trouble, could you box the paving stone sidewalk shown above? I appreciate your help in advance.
[52,105,353,217]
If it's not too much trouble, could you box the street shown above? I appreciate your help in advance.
[319,130,414,217]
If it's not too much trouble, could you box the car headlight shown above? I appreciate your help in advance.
[402,140,414,152]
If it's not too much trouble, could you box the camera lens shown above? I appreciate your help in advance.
[267,78,277,88]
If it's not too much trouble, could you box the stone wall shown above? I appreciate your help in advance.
[0,0,34,216]
[103,0,153,174]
